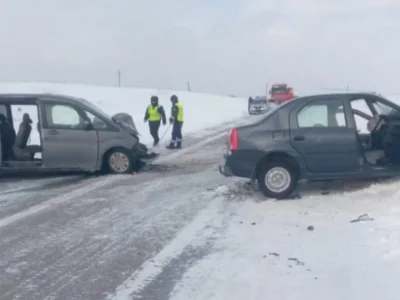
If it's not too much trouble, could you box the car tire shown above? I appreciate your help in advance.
[106,148,135,174]
[257,160,298,199]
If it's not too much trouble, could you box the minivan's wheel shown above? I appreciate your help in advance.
[257,161,298,199]
[106,148,134,174]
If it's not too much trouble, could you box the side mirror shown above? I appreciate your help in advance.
[83,120,93,130]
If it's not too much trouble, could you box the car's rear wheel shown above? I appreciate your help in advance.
[106,148,134,174]
[257,161,298,199]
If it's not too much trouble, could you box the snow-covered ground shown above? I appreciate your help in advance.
[166,180,400,300]
[0,82,247,146]
[1,82,400,300]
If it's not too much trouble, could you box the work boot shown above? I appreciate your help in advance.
[176,141,182,149]
[153,138,159,147]
[166,142,175,149]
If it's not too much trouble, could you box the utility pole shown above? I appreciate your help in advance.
[266,82,269,97]
[187,81,191,92]
[117,70,121,87]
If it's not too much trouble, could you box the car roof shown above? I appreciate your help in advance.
[0,93,85,105]
[271,91,398,112]
[292,91,394,102]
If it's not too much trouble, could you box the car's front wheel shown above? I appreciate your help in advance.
[257,161,298,199]
[106,148,135,174]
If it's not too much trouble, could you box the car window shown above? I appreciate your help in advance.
[350,98,373,133]
[336,105,346,127]
[84,110,111,130]
[297,98,346,128]
[44,104,83,129]
[0,104,7,118]
[372,100,398,116]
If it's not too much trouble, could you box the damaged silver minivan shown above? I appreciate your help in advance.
[0,93,158,174]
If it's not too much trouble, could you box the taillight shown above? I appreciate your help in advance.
[229,128,238,150]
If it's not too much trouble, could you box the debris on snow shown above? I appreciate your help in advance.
[269,252,280,257]
[350,213,374,223]
[213,181,254,199]
[215,185,230,195]
[307,225,314,231]
[288,257,305,266]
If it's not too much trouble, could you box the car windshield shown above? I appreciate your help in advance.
[79,97,112,120]
[251,99,267,104]
[271,87,288,94]
[372,100,400,116]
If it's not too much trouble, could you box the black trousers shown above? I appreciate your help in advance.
[171,121,183,143]
[149,120,161,143]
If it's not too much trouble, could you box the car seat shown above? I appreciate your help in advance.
[13,113,42,160]
[362,115,386,164]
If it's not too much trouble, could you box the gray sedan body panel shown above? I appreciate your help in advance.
[221,92,400,182]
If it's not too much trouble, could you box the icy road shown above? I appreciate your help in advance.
[2,124,400,300]
[0,123,241,300]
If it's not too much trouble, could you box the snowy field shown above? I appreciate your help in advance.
[1,82,400,300]
[0,82,248,146]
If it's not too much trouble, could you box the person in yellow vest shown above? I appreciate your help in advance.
[143,95,166,146]
[166,95,184,149]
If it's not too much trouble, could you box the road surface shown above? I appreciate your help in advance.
[0,127,240,300]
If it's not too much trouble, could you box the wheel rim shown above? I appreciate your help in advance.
[109,152,130,173]
[265,167,291,193]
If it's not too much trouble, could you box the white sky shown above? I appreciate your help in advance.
[0,0,399,96]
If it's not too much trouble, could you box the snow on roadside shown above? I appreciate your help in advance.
[166,181,400,300]
[0,82,248,145]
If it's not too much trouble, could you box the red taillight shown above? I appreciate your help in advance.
[229,128,238,150]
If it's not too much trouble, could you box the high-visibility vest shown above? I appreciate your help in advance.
[173,103,184,122]
[147,105,161,121]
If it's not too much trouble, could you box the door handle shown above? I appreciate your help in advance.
[48,130,59,135]
[293,135,305,141]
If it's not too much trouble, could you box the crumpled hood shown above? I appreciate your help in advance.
[111,113,139,137]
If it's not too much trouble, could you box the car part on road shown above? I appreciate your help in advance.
[139,163,179,172]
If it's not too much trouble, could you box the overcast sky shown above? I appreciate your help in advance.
[0,0,399,96]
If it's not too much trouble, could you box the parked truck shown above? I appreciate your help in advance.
[268,83,296,105]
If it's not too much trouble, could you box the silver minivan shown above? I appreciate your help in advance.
[0,93,157,174]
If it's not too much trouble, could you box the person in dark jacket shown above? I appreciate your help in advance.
[166,95,184,149]
[0,114,16,161]
[144,95,166,146]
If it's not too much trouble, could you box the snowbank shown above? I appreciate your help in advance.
[168,181,400,300]
[0,82,247,145]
